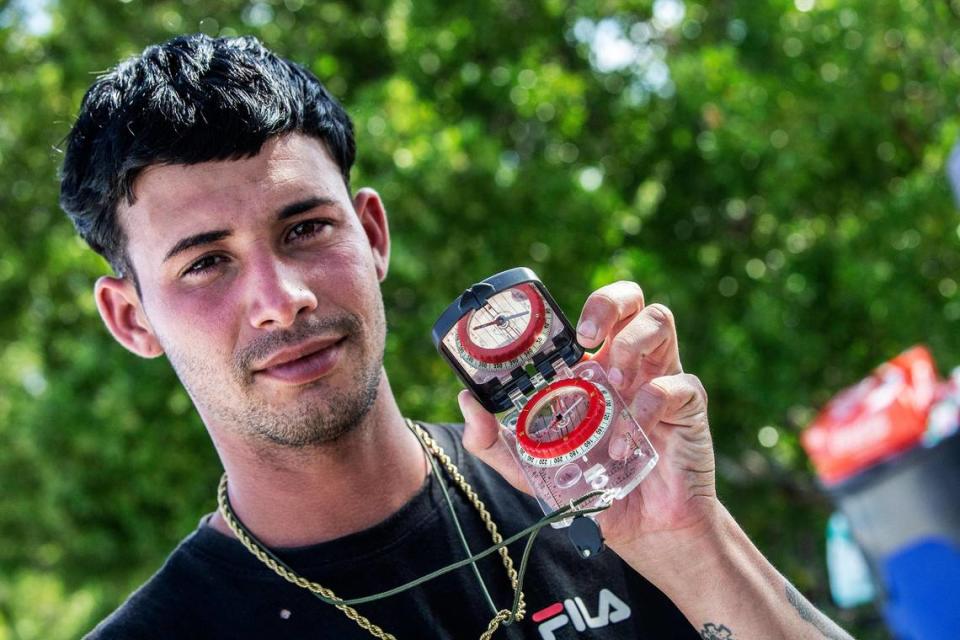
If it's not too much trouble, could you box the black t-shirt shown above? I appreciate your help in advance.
[87,423,699,639]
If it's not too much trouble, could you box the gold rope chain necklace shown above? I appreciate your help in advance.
[217,419,527,640]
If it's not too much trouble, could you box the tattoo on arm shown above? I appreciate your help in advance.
[785,583,854,640]
[699,623,735,639]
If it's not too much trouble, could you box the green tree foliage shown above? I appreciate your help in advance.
[2,0,957,637]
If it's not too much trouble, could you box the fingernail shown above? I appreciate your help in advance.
[457,390,473,413]
[610,435,629,460]
[577,319,598,341]
[608,367,624,387]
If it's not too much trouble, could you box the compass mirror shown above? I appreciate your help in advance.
[439,281,566,388]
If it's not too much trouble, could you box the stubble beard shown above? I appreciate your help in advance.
[169,310,386,448]
[239,346,383,448]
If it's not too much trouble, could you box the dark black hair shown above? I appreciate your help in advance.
[59,33,356,278]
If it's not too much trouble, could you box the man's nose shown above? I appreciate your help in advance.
[246,256,318,329]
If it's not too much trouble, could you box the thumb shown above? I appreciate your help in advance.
[458,390,531,494]
[459,390,500,453]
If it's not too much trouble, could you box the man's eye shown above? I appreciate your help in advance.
[182,254,227,277]
[287,219,331,242]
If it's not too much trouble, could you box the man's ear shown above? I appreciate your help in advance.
[94,276,164,358]
[353,187,390,282]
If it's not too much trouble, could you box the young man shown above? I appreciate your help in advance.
[61,34,853,639]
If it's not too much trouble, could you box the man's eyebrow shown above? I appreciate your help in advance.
[163,230,231,263]
[162,197,339,264]
[277,196,339,221]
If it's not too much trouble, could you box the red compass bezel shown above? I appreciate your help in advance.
[455,283,546,365]
[516,378,605,460]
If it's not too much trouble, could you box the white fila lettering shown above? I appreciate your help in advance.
[534,588,632,639]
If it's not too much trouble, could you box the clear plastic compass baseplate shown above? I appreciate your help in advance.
[432,268,658,527]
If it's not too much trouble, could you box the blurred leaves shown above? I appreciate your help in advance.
[3,0,958,638]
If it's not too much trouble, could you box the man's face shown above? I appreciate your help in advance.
[108,134,389,447]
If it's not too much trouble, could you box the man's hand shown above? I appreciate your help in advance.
[458,280,717,550]
[459,280,856,640]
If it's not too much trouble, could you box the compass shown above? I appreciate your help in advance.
[433,268,659,524]
[453,283,553,371]
[515,377,615,467]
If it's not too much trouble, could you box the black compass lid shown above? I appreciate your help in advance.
[432,267,585,413]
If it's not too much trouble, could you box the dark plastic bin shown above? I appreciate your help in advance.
[826,432,960,639]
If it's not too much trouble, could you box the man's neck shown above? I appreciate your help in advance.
[207,375,428,548]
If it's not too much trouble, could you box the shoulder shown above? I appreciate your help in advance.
[83,530,217,639]
[419,421,464,454]
[417,421,498,487]
[85,574,185,639]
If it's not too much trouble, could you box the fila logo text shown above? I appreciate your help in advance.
[533,588,632,639]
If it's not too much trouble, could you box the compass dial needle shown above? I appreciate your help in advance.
[470,310,530,331]
[502,310,531,321]
[552,396,584,425]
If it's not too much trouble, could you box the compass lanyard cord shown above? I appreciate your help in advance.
[420,440,606,624]
[222,486,609,612]
[424,446,604,625]
[424,432,499,617]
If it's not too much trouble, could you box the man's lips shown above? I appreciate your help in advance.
[252,336,347,385]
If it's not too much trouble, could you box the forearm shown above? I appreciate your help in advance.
[610,501,854,640]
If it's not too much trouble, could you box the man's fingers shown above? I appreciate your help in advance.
[458,390,531,494]
[608,373,707,460]
[575,281,645,349]
[575,283,682,392]
[606,303,682,392]
[637,373,707,426]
